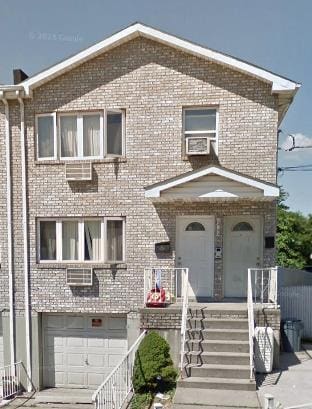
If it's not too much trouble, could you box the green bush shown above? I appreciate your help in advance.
[130,392,153,409]
[132,331,178,393]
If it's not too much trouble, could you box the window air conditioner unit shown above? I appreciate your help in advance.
[66,268,93,286]
[186,136,210,155]
[65,162,92,181]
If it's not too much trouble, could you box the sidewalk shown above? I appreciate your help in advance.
[257,344,312,409]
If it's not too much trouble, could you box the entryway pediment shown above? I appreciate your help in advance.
[145,165,279,201]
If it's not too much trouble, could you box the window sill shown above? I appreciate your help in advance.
[34,157,127,165]
[35,262,127,269]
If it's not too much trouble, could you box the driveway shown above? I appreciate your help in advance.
[257,344,312,409]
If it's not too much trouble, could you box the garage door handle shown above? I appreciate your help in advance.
[85,359,89,365]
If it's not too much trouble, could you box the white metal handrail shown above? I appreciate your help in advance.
[92,330,147,409]
[143,268,188,306]
[180,268,189,376]
[249,267,278,306]
[247,269,255,380]
[0,362,22,401]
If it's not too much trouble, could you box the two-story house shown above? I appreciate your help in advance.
[0,23,299,392]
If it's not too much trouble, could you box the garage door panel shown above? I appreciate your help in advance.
[108,354,123,367]
[87,354,107,367]
[68,353,85,366]
[86,337,107,348]
[108,338,127,348]
[66,337,85,347]
[43,314,127,388]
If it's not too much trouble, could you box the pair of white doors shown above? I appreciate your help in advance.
[176,216,262,298]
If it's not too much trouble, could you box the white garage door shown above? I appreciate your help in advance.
[0,317,3,368]
[43,314,127,389]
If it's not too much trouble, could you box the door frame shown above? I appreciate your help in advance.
[176,215,215,299]
[223,215,263,298]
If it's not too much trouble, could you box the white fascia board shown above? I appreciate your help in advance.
[144,166,280,198]
[20,23,299,95]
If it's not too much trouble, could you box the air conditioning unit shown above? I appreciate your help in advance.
[65,162,92,181]
[186,136,210,155]
[66,268,93,286]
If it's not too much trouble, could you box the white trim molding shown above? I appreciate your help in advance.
[13,23,300,96]
[144,165,280,200]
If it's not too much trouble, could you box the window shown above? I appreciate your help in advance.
[36,114,56,159]
[184,107,218,154]
[185,222,205,231]
[60,113,103,159]
[107,111,123,156]
[232,222,253,232]
[40,221,56,260]
[36,110,125,160]
[107,219,123,261]
[38,218,125,263]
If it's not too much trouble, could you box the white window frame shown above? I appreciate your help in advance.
[105,109,126,157]
[105,217,126,263]
[59,112,104,161]
[183,107,219,155]
[36,109,125,161]
[36,113,57,160]
[38,217,125,263]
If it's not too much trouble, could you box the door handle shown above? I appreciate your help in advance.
[85,358,89,365]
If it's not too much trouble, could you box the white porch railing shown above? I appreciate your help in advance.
[180,268,189,376]
[92,330,147,409]
[143,268,189,306]
[0,362,22,401]
[247,267,278,380]
[249,267,278,306]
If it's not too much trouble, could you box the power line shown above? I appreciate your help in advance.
[278,129,312,151]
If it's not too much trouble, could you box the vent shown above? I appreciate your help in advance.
[186,136,210,155]
[66,268,93,286]
[65,162,92,181]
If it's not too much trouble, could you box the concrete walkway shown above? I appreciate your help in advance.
[173,388,260,408]
[257,344,312,409]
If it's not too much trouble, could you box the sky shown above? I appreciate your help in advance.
[0,0,311,215]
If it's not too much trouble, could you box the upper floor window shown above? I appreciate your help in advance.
[39,217,125,263]
[36,110,125,160]
[184,108,218,155]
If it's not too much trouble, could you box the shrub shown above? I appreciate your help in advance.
[130,392,153,409]
[132,331,178,393]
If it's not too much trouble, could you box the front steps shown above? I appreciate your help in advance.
[178,306,256,392]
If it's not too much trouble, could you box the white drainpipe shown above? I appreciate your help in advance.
[17,95,32,392]
[0,93,15,368]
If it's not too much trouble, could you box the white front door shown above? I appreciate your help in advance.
[43,314,127,388]
[176,216,214,298]
[224,216,262,298]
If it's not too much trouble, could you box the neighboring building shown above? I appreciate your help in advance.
[0,23,300,391]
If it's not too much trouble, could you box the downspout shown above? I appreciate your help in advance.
[0,93,15,368]
[17,95,32,392]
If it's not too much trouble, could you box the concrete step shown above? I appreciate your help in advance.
[186,364,250,379]
[34,388,93,405]
[188,309,248,320]
[177,378,256,392]
[186,328,249,341]
[186,339,250,353]
[187,318,248,330]
[185,351,250,366]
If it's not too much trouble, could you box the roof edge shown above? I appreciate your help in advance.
[0,23,300,97]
